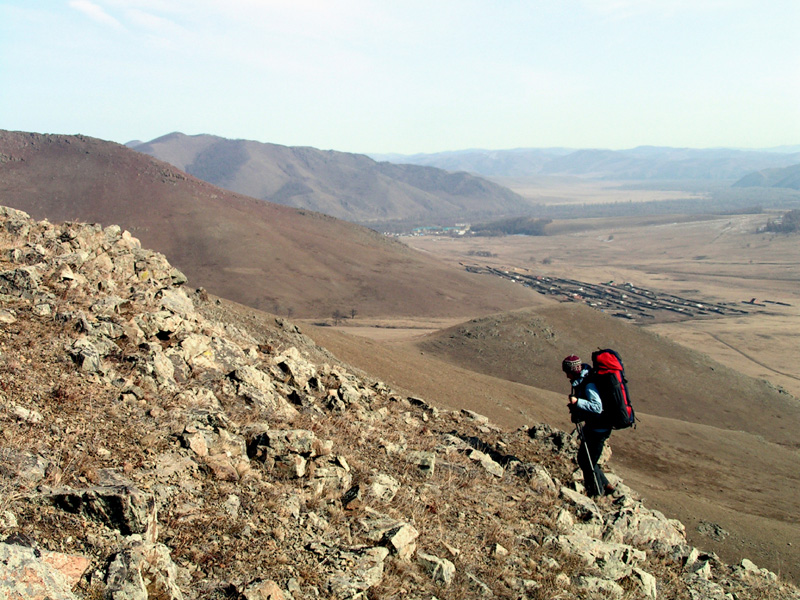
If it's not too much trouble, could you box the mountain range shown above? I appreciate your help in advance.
[130,133,529,227]
[372,146,800,181]
[129,134,800,229]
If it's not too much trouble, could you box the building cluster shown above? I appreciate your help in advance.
[467,266,752,323]
[406,224,471,236]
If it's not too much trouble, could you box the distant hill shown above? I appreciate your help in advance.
[369,148,574,177]
[733,163,800,190]
[130,133,530,227]
[375,146,800,181]
[0,130,535,319]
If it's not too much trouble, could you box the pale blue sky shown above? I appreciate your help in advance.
[1,0,798,154]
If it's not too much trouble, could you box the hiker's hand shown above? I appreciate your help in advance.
[568,395,578,405]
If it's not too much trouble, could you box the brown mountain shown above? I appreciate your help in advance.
[0,130,534,319]
[130,132,530,227]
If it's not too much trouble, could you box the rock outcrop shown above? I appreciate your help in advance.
[0,206,797,599]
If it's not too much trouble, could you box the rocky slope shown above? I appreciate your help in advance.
[1,205,797,599]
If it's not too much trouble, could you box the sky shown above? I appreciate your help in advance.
[1,0,798,154]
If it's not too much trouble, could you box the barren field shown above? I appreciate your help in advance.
[405,211,800,397]
[488,175,707,206]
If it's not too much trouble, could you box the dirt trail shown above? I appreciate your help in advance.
[704,332,800,382]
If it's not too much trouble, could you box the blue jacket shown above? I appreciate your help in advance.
[570,367,610,432]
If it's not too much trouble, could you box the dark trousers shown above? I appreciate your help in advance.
[577,427,611,497]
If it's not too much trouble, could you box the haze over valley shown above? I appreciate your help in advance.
[3,1,800,596]
[130,132,800,231]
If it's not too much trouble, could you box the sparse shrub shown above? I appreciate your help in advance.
[49,384,78,405]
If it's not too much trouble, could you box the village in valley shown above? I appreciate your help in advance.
[464,265,772,323]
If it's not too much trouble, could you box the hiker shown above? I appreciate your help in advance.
[562,354,615,497]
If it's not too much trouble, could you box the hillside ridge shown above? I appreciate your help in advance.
[0,129,536,320]
[372,146,800,180]
[734,163,800,190]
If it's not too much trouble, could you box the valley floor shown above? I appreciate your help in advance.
[404,212,800,398]
[304,211,800,583]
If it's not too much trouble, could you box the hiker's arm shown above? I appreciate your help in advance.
[575,382,602,414]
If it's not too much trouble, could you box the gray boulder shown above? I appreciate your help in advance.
[0,265,41,296]
[105,539,184,600]
[417,552,456,586]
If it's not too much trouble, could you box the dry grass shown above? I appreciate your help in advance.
[1,298,796,599]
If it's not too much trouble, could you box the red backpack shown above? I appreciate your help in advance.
[591,349,636,430]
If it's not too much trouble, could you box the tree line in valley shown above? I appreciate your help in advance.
[763,209,800,233]
[470,217,552,236]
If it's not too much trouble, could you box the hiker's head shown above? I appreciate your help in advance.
[562,355,582,380]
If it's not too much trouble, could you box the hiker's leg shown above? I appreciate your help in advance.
[577,432,601,496]
[584,429,611,495]
[576,452,596,496]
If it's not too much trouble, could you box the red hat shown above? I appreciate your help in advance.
[562,355,582,374]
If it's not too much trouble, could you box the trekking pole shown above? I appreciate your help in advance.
[575,422,602,496]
